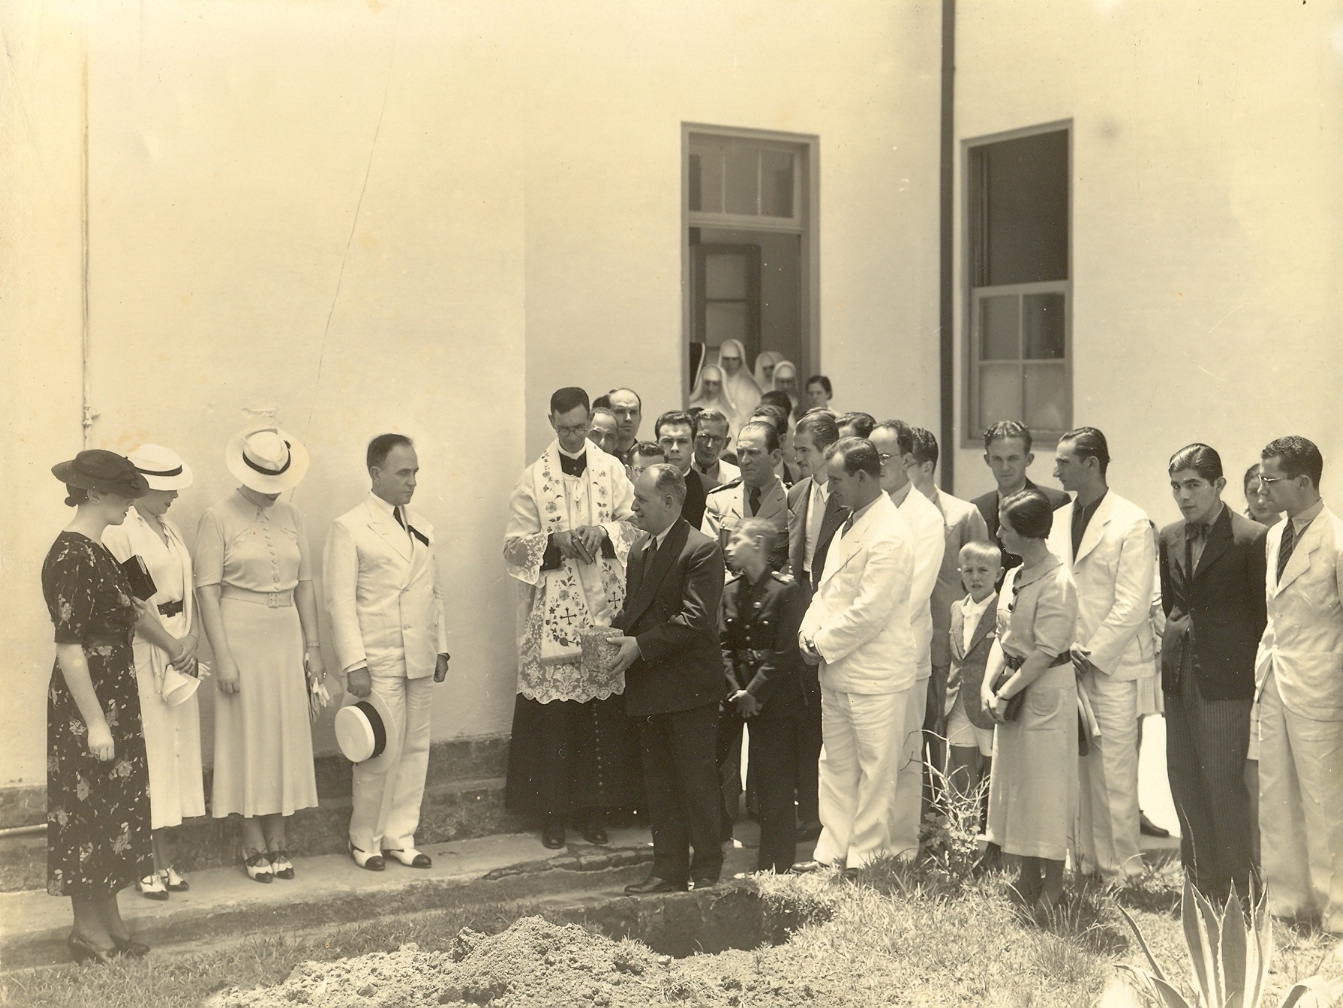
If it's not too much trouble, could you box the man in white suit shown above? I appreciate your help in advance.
[870,420,945,859]
[325,434,449,871]
[1256,436,1343,932]
[1048,427,1155,882]
[797,437,916,871]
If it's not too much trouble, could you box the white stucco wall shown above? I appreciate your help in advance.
[1,0,942,790]
[950,0,1343,524]
[520,0,942,459]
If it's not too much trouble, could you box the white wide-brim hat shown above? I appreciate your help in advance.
[334,688,396,770]
[226,426,310,494]
[126,443,194,491]
[161,666,202,707]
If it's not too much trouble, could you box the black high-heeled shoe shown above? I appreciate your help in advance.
[67,931,115,965]
[109,933,150,958]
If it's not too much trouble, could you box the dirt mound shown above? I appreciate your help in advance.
[210,916,691,1008]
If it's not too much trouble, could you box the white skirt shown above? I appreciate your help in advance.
[132,637,206,831]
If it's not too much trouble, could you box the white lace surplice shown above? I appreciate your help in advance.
[503,441,637,703]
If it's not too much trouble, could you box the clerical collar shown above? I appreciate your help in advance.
[557,443,587,460]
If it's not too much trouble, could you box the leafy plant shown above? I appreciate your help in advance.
[1109,877,1343,1008]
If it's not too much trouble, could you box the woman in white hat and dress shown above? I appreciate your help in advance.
[101,445,205,900]
[194,427,324,882]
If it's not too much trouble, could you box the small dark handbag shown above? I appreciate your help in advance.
[991,656,1027,722]
[120,555,157,601]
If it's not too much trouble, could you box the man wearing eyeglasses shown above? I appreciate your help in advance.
[691,410,740,490]
[655,411,707,528]
[502,387,643,850]
[869,419,946,861]
[1254,435,1343,933]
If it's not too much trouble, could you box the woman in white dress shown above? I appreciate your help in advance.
[101,445,205,900]
[981,488,1079,917]
[195,428,324,883]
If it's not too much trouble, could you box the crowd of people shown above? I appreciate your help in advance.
[501,366,1341,928]
[38,355,1341,964]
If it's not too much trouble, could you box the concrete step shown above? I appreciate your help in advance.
[0,827,666,971]
[0,734,522,893]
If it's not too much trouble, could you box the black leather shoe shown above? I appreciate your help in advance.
[1139,811,1171,838]
[624,875,687,895]
[541,820,566,850]
[788,859,831,874]
[580,823,609,845]
[692,876,720,890]
[110,934,150,958]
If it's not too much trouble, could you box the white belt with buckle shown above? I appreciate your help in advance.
[220,585,295,607]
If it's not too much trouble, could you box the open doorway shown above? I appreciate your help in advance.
[684,127,816,403]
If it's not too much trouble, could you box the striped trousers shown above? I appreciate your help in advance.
[1164,669,1253,903]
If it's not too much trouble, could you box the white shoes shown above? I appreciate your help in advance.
[381,847,433,868]
[138,872,169,900]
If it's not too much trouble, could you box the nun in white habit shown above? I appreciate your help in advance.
[101,444,205,900]
[715,338,762,438]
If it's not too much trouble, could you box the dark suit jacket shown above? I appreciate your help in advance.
[681,468,707,529]
[720,572,806,721]
[1158,507,1267,700]
[944,594,1000,731]
[972,478,1071,574]
[785,477,848,595]
[614,518,726,717]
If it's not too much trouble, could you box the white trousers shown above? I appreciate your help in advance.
[889,676,928,859]
[1076,671,1143,880]
[813,685,909,869]
[349,674,434,854]
[1258,670,1343,931]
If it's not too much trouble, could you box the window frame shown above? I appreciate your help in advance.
[682,124,819,402]
[962,120,1073,447]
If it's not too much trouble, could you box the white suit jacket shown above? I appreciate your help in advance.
[894,485,947,681]
[1047,490,1156,680]
[324,493,449,681]
[799,492,916,694]
[1256,504,1343,720]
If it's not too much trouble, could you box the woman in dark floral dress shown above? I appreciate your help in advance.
[43,450,154,964]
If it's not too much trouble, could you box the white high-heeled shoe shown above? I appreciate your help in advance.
[138,872,169,900]
[243,849,274,883]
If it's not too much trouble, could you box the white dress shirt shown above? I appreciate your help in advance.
[804,477,831,574]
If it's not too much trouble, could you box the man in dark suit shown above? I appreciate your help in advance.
[971,420,1070,576]
[1160,443,1266,903]
[785,410,847,835]
[655,410,708,528]
[612,464,726,893]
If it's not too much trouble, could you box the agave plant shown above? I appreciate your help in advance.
[1107,878,1343,1008]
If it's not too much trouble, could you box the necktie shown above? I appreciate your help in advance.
[748,486,761,515]
[1276,519,1298,583]
[1185,522,1208,580]
[841,512,856,537]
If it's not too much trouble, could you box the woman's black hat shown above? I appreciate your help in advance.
[51,450,150,499]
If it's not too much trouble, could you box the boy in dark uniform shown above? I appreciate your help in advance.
[717,518,808,873]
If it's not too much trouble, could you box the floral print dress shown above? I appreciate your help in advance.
[42,531,153,898]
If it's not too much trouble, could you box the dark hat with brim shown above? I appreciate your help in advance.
[52,450,149,499]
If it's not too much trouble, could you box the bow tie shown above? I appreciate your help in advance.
[1185,522,1210,540]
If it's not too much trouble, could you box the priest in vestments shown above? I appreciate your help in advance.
[503,387,644,849]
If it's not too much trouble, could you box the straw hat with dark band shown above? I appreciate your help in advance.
[51,450,149,499]
[126,444,194,492]
[225,427,310,494]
